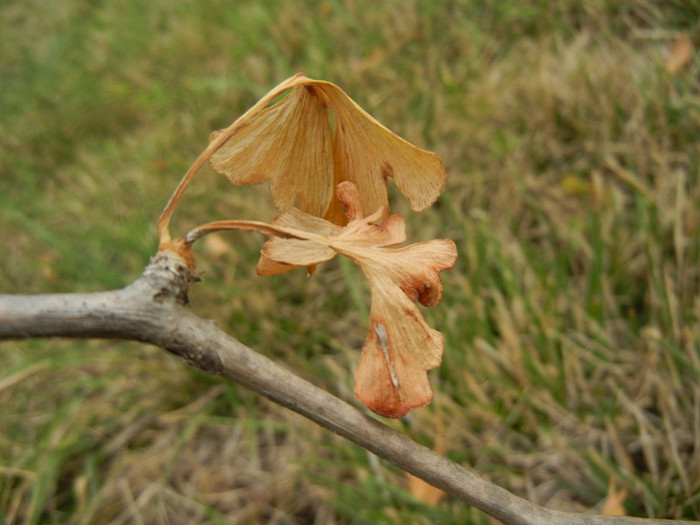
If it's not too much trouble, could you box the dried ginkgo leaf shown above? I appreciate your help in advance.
[185,182,457,417]
[351,239,456,417]
[209,74,446,225]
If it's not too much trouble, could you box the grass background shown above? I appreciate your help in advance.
[1,0,699,523]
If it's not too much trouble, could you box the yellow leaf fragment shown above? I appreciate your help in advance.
[600,482,627,516]
[257,234,336,277]
[666,37,693,76]
[406,473,446,506]
[209,74,446,224]
[203,234,234,259]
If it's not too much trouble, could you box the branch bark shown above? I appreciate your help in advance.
[0,252,692,525]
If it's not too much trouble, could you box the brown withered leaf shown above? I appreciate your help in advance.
[599,481,627,516]
[187,182,457,417]
[209,74,446,224]
[666,37,693,75]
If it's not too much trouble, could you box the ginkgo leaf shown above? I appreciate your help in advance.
[186,181,457,417]
[209,74,447,224]
[351,239,457,417]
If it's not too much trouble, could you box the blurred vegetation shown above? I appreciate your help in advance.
[1,0,699,523]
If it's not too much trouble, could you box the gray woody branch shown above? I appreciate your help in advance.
[0,251,692,525]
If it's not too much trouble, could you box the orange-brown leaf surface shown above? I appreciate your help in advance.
[189,182,457,417]
[209,74,446,224]
[666,37,693,75]
[599,482,627,516]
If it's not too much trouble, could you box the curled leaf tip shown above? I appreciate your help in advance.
[336,181,364,221]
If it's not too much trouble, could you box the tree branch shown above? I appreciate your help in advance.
[0,252,692,525]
